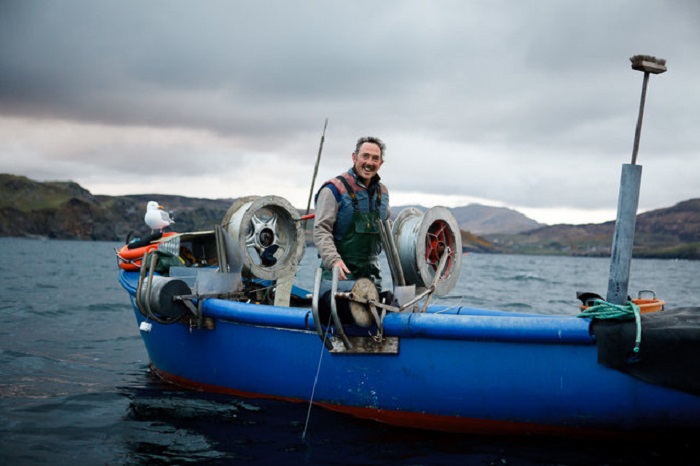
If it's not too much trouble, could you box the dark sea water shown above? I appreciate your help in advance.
[1,237,699,465]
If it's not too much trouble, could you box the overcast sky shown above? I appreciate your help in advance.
[1,0,698,225]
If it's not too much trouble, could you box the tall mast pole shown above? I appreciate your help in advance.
[606,55,667,304]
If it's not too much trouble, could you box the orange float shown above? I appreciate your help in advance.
[117,232,177,271]
[632,297,665,314]
[579,297,665,314]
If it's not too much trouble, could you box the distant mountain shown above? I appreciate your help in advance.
[0,174,233,241]
[487,199,700,260]
[1,173,698,260]
[390,203,542,235]
[388,203,541,253]
[450,204,543,235]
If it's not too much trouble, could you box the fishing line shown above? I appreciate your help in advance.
[434,296,465,313]
[302,312,333,441]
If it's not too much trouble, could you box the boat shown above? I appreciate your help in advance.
[116,194,700,438]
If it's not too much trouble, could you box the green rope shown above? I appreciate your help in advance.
[578,299,642,354]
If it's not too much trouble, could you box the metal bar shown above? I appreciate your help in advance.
[303,118,328,229]
[214,225,229,273]
[421,248,450,313]
[383,219,406,286]
[135,251,148,316]
[631,72,650,165]
[330,265,352,349]
[311,267,333,350]
[378,219,404,288]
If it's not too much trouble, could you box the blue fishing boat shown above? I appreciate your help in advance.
[117,195,700,437]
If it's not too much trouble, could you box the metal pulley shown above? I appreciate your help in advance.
[222,195,305,280]
[391,206,462,296]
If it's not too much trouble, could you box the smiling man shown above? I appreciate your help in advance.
[313,136,390,285]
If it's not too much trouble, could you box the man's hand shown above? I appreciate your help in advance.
[333,259,351,280]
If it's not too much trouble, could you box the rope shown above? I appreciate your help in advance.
[578,299,642,354]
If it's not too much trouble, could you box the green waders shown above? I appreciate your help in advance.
[323,210,382,286]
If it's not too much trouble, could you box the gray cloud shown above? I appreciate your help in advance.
[1,0,698,224]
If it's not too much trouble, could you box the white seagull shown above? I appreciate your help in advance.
[145,201,175,232]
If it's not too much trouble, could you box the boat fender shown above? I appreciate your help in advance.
[139,276,192,319]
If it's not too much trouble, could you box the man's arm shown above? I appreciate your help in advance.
[313,187,349,278]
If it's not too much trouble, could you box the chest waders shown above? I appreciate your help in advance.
[324,176,383,286]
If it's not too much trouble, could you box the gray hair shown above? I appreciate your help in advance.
[354,136,385,158]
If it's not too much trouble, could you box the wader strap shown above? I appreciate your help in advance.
[336,175,382,213]
[336,176,359,211]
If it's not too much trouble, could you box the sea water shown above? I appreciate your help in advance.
[1,237,699,465]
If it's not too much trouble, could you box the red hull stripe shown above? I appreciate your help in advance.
[151,364,629,439]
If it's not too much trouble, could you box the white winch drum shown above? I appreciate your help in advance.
[391,206,462,296]
[222,195,305,280]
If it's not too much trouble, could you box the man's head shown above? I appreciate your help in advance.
[352,136,385,185]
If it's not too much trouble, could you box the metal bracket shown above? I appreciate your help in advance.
[328,336,399,354]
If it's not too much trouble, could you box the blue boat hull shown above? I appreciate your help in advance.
[119,270,700,436]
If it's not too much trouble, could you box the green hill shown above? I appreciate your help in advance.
[1,173,697,260]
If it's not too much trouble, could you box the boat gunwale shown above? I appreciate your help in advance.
[119,270,595,345]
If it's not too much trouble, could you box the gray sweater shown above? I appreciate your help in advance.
[312,185,391,270]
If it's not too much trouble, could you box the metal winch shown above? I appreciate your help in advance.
[135,194,306,324]
[222,195,305,281]
[391,206,462,296]
[312,206,463,353]
[222,195,306,307]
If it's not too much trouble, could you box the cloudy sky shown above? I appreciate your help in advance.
[1,1,698,225]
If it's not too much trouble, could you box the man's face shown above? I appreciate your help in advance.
[352,142,383,184]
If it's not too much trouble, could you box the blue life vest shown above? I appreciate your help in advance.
[319,169,389,241]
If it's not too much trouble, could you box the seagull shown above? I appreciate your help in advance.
[144,201,175,232]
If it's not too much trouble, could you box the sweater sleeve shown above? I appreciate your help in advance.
[312,186,342,270]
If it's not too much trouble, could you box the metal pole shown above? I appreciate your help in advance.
[631,72,650,165]
[304,118,328,229]
[606,55,666,304]
[606,164,642,304]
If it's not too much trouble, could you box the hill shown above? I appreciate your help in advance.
[1,173,698,259]
[0,174,232,241]
[487,199,700,260]
[0,174,539,243]
[388,204,541,235]
[450,204,543,235]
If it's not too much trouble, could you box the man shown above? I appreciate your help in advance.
[313,136,390,286]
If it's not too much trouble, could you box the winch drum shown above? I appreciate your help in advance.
[222,195,305,280]
[391,206,462,296]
